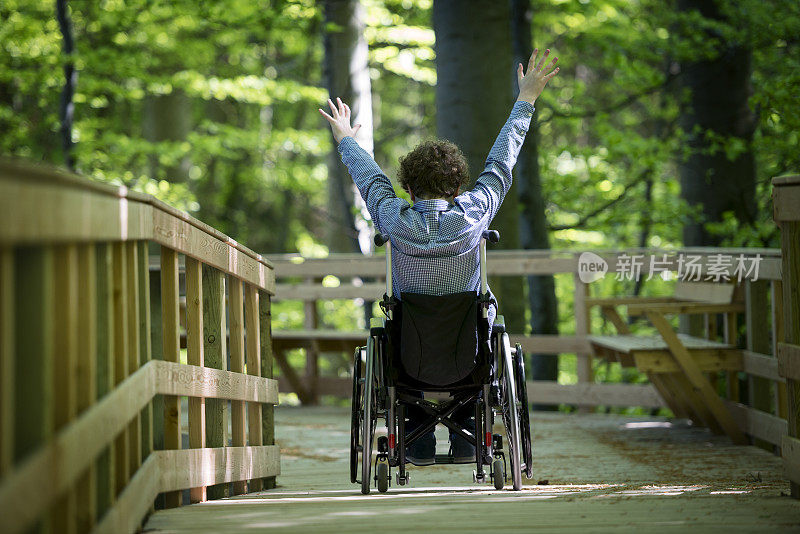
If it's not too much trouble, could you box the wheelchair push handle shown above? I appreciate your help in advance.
[482,229,500,244]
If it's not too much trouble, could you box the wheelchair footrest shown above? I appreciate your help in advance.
[433,454,476,465]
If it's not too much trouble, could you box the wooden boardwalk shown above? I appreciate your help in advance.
[144,406,800,533]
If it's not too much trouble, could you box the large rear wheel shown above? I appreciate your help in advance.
[514,344,533,479]
[361,337,378,494]
[500,333,523,491]
[350,347,363,484]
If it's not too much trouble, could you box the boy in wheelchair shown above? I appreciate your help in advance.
[320,49,558,492]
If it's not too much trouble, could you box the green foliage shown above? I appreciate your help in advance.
[2,0,798,398]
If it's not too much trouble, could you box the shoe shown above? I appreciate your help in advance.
[405,430,436,466]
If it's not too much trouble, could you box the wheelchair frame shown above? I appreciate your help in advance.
[350,230,533,494]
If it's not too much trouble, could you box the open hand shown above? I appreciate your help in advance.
[517,48,559,104]
[319,97,361,143]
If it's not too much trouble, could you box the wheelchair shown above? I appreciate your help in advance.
[350,230,533,494]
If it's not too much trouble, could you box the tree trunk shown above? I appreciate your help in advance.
[676,0,757,247]
[323,0,374,254]
[434,0,525,334]
[510,0,559,390]
[142,92,192,183]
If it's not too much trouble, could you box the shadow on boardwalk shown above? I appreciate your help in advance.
[144,406,800,533]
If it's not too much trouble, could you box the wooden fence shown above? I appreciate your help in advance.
[269,247,784,416]
[0,159,279,533]
[773,174,800,499]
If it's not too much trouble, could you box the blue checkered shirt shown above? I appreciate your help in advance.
[337,100,535,310]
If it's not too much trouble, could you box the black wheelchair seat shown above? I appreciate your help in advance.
[396,291,479,387]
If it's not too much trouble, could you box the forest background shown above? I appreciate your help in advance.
[2,0,798,406]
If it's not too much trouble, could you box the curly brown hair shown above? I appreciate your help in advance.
[397,139,470,199]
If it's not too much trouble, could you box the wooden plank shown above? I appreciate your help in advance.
[724,400,788,447]
[260,291,277,489]
[228,276,247,495]
[647,372,691,420]
[773,181,800,221]
[0,173,152,244]
[12,247,54,533]
[274,349,313,405]
[52,245,78,534]
[245,284,263,492]
[773,280,788,419]
[746,280,773,450]
[628,302,745,317]
[304,291,320,405]
[674,281,735,304]
[152,361,278,403]
[91,444,280,534]
[600,305,631,334]
[151,207,274,294]
[95,243,115,518]
[137,242,153,472]
[202,265,227,500]
[76,244,97,532]
[589,333,733,353]
[724,312,740,402]
[0,247,13,476]
[160,246,181,508]
[158,445,280,493]
[776,192,800,498]
[112,242,131,497]
[0,161,274,292]
[274,282,386,301]
[647,311,747,444]
[0,361,152,534]
[185,256,206,503]
[778,343,800,382]
[742,350,784,383]
[633,349,742,374]
[665,372,719,431]
[92,454,159,534]
[125,242,143,481]
[783,435,800,487]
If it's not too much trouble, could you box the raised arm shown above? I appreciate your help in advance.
[319,97,407,232]
[458,48,559,222]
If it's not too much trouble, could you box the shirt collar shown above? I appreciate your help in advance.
[412,198,451,212]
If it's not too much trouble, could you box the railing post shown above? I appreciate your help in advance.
[54,244,78,533]
[160,247,182,508]
[245,284,263,492]
[259,291,276,490]
[125,242,142,481]
[76,244,98,532]
[111,243,130,497]
[185,257,206,503]
[573,273,592,412]
[95,244,115,518]
[0,247,12,477]
[14,247,54,529]
[304,283,319,405]
[746,279,772,450]
[772,174,800,499]
[202,265,227,500]
[228,276,247,496]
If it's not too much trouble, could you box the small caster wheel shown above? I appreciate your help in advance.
[377,463,389,493]
[492,459,504,490]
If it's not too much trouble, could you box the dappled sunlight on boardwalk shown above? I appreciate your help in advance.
[144,406,800,533]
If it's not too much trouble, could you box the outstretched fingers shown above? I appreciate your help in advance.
[328,98,339,118]
[535,49,550,72]
[527,48,538,74]
[545,66,560,80]
[318,108,335,122]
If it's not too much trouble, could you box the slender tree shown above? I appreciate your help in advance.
[56,0,77,171]
[433,0,525,334]
[323,0,374,253]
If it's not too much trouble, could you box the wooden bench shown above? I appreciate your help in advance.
[587,280,748,444]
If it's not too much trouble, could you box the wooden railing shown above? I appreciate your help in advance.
[270,248,783,413]
[0,159,279,534]
[773,174,800,499]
